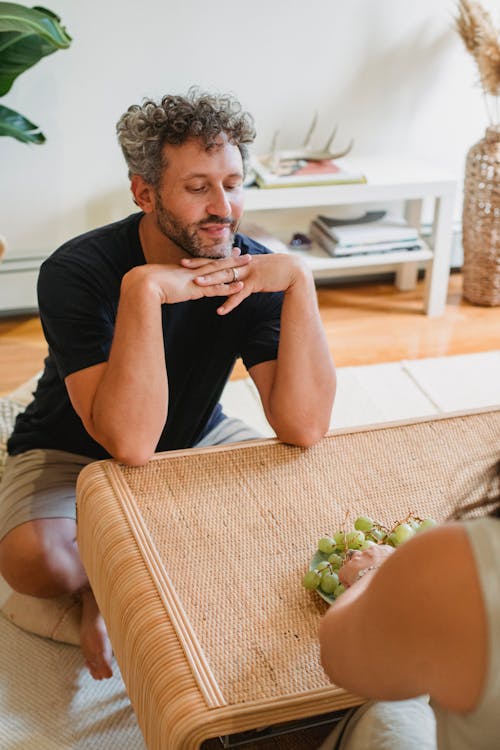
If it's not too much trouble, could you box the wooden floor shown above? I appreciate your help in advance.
[1,272,499,396]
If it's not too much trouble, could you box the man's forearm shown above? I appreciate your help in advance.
[90,276,168,464]
[267,267,336,446]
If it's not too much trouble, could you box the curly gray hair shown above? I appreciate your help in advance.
[116,88,256,187]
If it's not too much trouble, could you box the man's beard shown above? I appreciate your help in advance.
[155,197,237,259]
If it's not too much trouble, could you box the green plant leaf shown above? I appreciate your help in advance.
[0,3,71,95]
[0,102,45,142]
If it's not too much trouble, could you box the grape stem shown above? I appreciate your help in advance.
[371,511,423,539]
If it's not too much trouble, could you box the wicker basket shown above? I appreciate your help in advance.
[462,125,500,306]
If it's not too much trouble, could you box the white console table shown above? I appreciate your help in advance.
[243,157,457,317]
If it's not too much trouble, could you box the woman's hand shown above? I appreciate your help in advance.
[338,544,395,588]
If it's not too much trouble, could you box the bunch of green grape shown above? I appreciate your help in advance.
[302,513,437,601]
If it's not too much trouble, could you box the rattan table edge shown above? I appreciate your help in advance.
[76,464,359,749]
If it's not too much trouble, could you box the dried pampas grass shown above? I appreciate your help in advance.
[455,0,500,120]
[477,28,500,96]
[455,0,494,54]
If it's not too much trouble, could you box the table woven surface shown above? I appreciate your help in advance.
[77,409,499,748]
[118,409,499,705]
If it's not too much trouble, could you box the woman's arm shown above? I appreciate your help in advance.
[318,522,487,713]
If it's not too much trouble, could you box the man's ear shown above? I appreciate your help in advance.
[131,175,156,213]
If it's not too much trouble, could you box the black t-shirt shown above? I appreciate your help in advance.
[8,212,283,459]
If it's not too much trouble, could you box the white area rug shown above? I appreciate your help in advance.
[1,351,499,749]
[220,351,500,436]
[0,614,143,749]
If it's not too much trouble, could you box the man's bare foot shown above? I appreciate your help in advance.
[80,588,113,680]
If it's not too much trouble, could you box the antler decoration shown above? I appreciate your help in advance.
[302,111,319,148]
[265,114,354,167]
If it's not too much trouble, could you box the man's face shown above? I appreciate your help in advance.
[154,135,245,259]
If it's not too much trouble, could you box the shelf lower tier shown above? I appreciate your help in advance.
[281,242,433,280]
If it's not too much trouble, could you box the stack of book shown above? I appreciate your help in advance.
[309,211,423,258]
[251,156,366,189]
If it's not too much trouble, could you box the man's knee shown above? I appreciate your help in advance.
[0,519,87,597]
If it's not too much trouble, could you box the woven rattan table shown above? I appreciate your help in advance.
[76,408,499,750]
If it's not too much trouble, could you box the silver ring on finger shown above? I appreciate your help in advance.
[231,267,239,282]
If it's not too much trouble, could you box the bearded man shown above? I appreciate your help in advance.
[0,89,336,680]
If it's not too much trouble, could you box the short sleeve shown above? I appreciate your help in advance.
[240,290,283,370]
[37,256,116,380]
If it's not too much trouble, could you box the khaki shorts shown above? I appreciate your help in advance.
[0,417,261,540]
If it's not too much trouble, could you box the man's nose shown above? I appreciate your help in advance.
[207,187,232,218]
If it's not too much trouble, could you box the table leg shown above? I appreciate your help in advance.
[424,191,456,316]
[395,199,423,292]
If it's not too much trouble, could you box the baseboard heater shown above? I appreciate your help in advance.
[0,256,44,314]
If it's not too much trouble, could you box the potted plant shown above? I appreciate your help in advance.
[0,2,71,144]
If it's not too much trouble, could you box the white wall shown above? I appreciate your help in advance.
[0,0,496,264]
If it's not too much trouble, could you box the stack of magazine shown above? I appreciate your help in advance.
[309,211,423,258]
